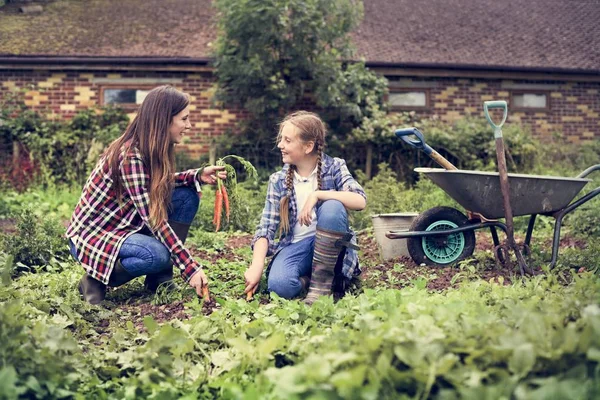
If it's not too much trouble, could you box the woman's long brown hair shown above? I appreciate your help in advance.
[104,85,189,228]
[277,111,326,236]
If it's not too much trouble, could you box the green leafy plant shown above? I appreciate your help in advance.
[0,208,69,274]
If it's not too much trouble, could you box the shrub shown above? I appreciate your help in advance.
[0,97,128,188]
[0,208,69,275]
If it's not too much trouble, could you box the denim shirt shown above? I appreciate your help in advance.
[252,154,366,279]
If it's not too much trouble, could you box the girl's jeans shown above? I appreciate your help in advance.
[69,186,199,277]
[267,200,348,299]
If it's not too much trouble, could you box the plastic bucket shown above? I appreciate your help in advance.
[371,213,419,260]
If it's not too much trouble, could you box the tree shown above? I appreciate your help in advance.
[212,0,389,172]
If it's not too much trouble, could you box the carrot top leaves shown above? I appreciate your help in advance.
[212,155,257,232]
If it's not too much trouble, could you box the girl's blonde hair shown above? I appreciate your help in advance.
[104,85,189,228]
[278,111,326,236]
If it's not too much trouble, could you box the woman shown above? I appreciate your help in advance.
[244,111,366,304]
[66,85,225,304]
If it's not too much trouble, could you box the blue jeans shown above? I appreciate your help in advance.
[69,186,199,277]
[268,200,348,299]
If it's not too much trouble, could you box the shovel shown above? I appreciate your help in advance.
[395,127,458,170]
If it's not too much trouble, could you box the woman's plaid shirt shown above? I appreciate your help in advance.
[66,147,203,285]
[251,154,367,279]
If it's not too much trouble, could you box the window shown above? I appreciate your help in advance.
[388,90,429,109]
[511,92,549,111]
[101,87,152,109]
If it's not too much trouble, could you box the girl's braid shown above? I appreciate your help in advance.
[315,141,323,190]
[278,165,296,236]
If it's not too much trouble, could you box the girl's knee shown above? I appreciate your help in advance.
[317,200,348,231]
[268,276,301,299]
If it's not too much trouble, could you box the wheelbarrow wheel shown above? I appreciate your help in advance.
[407,206,476,267]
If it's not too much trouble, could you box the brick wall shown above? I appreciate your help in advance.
[388,76,600,142]
[1,69,598,158]
[0,69,247,158]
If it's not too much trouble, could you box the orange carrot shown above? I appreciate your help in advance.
[214,181,223,232]
[246,287,255,301]
[201,285,210,302]
[222,185,230,223]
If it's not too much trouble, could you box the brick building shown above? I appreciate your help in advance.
[0,0,598,158]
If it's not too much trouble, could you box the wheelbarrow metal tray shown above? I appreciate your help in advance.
[415,168,591,219]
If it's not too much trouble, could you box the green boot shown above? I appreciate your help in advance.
[144,220,191,292]
[304,228,348,305]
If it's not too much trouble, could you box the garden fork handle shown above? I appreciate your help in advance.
[483,101,530,275]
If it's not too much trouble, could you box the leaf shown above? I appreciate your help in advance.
[144,316,159,335]
[0,367,27,398]
[509,343,536,377]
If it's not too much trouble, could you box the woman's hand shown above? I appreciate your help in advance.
[189,269,208,297]
[298,192,319,226]
[200,166,227,185]
[244,263,263,295]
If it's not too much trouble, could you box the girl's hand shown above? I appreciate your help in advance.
[200,166,227,185]
[244,264,263,295]
[189,269,208,297]
[299,192,319,226]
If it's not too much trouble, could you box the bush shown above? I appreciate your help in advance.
[0,185,81,220]
[0,208,69,275]
[0,98,128,189]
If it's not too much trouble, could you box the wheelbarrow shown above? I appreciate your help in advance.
[386,106,600,270]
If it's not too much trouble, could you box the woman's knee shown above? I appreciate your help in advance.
[317,200,348,231]
[146,241,172,271]
[169,187,200,223]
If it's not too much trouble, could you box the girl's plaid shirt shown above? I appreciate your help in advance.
[251,154,367,279]
[66,147,203,285]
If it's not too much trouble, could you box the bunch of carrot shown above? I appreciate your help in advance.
[213,178,230,232]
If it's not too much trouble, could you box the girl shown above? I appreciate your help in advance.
[66,85,226,304]
[244,111,366,305]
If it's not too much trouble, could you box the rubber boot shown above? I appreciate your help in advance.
[304,228,347,305]
[144,220,191,292]
[108,259,135,287]
[78,274,106,305]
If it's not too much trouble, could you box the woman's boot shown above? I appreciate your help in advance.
[78,260,133,304]
[108,259,135,287]
[144,220,191,292]
[304,227,347,305]
[78,274,106,305]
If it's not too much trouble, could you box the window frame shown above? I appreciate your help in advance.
[100,85,155,111]
[387,88,431,111]
[510,90,551,112]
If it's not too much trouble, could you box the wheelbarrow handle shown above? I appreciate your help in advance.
[395,127,458,170]
[395,127,433,155]
[577,164,600,179]
[483,100,508,138]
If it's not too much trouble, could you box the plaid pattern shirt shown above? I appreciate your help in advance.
[66,146,203,285]
[252,154,367,279]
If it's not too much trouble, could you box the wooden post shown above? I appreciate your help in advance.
[365,143,373,180]
[12,141,20,178]
[209,139,217,166]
